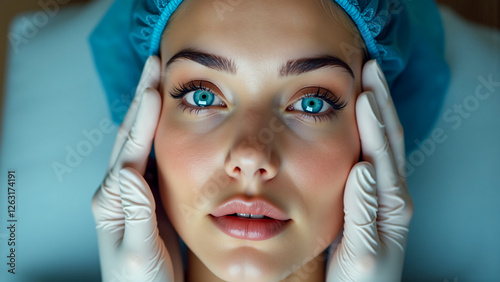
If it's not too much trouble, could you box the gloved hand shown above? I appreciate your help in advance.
[91,56,182,282]
[327,60,413,281]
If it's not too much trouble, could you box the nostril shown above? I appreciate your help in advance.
[233,167,241,175]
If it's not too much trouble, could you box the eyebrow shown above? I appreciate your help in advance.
[166,48,237,74]
[280,55,354,78]
[166,49,354,79]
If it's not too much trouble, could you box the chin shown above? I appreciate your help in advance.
[208,257,291,282]
[192,241,326,282]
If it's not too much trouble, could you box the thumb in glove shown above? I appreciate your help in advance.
[117,167,174,282]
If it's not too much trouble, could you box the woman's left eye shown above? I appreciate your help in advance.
[291,97,331,114]
[286,88,347,122]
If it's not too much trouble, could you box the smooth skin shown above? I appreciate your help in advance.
[92,0,413,281]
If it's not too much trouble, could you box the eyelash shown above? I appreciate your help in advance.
[169,81,347,122]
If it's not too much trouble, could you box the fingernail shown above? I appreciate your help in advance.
[366,92,384,127]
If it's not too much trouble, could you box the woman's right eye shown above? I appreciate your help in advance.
[185,90,223,107]
[169,80,227,115]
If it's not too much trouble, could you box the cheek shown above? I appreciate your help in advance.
[286,111,360,238]
[155,79,224,184]
[287,113,360,194]
[154,110,223,228]
[156,126,216,181]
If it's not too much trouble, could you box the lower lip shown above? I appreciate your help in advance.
[210,215,290,241]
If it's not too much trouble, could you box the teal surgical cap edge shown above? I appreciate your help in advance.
[133,0,184,59]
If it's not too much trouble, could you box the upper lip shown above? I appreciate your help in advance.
[210,197,290,221]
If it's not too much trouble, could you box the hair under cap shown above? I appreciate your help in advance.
[90,0,449,153]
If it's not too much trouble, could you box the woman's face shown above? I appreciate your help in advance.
[155,0,363,280]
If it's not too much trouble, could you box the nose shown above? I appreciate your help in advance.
[225,141,279,182]
[224,122,280,185]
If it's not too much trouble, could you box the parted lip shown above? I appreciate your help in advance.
[210,197,291,221]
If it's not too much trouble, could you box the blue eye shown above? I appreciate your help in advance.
[185,90,222,107]
[169,80,227,116]
[292,97,331,114]
[286,87,347,123]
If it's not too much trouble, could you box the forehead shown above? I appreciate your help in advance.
[162,0,358,64]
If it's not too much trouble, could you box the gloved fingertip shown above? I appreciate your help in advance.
[361,60,378,81]
[362,59,390,101]
[138,55,161,92]
[144,55,152,69]
[143,54,160,71]
[367,91,384,126]
[143,87,161,100]
[357,92,384,127]
[363,59,378,71]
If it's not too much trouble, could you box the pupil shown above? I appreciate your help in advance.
[194,90,215,107]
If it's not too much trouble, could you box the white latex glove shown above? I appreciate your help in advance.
[91,56,181,282]
[327,60,414,281]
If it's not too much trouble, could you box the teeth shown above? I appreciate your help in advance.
[236,213,265,219]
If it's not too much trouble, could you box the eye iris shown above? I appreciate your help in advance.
[301,97,323,113]
[194,90,214,107]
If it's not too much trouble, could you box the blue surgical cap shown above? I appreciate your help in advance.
[90,0,449,153]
